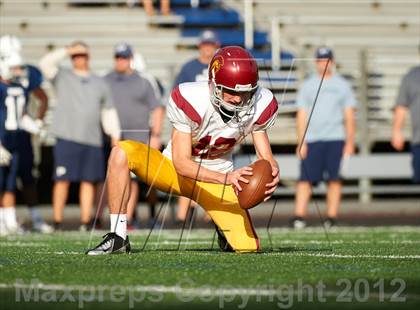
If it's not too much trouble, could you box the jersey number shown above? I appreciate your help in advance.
[5,93,25,131]
[192,136,236,159]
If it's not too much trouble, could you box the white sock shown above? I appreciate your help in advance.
[0,208,4,226]
[3,207,18,229]
[110,214,127,239]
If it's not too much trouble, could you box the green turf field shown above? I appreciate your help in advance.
[1,227,419,309]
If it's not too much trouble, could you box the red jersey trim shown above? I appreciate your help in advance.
[171,86,202,125]
[255,96,278,125]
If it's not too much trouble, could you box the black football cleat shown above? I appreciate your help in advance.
[85,232,131,255]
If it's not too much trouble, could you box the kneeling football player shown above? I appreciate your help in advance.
[87,46,280,254]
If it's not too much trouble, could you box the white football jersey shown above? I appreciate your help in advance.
[163,81,278,173]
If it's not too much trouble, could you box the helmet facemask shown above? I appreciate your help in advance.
[0,53,23,81]
[210,81,258,124]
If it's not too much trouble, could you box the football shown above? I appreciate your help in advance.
[237,159,274,209]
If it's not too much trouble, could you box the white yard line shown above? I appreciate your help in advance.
[50,252,81,255]
[268,253,420,259]
[277,240,420,244]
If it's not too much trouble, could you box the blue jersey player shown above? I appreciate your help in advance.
[10,61,52,233]
[0,35,52,233]
[0,65,29,235]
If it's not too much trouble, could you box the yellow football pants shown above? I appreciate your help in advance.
[119,140,259,253]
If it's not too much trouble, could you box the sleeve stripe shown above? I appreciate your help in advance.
[255,96,279,125]
[171,85,202,125]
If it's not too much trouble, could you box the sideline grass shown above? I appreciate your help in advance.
[1,227,419,309]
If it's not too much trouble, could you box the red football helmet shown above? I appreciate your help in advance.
[208,46,259,122]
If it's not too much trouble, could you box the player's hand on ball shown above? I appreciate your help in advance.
[264,166,279,202]
[226,166,253,195]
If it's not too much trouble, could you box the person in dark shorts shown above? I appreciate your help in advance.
[391,64,420,183]
[291,47,357,229]
[40,41,121,231]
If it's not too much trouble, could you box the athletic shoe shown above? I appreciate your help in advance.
[289,216,307,229]
[85,232,131,255]
[5,224,25,235]
[79,224,88,232]
[215,225,234,252]
[33,221,53,234]
[323,217,337,229]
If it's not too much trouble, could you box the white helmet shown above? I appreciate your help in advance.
[0,52,23,80]
[0,35,22,56]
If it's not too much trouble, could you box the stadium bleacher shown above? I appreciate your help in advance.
[174,7,241,26]
[180,28,269,47]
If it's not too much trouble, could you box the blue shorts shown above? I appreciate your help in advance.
[0,131,34,192]
[53,139,105,182]
[0,149,19,192]
[300,140,344,183]
[412,144,420,183]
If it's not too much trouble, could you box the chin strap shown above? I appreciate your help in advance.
[219,106,234,123]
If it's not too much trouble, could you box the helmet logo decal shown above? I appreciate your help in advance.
[210,55,224,78]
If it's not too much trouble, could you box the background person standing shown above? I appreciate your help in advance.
[290,47,357,229]
[40,41,120,231]
[0,35,52,233]
[391,64,420,183]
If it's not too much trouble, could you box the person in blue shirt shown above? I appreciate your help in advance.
[172,30,220,224]
[291,47,356,229]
